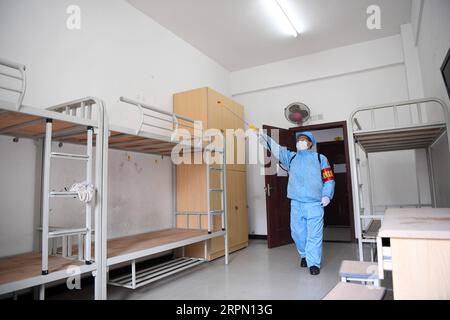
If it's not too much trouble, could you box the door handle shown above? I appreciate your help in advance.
[264,184,273,197]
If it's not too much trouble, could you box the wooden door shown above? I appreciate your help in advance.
[208,169,248,257]
[317,141,351,227]
[226,170,239,248]
[234,170,249,245]
[263,125,295,248]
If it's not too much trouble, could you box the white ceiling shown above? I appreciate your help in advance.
[127,0,412,71]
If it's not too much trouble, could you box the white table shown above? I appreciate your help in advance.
[377,208,450,300]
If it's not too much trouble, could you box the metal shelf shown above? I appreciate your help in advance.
[108,257,205,290]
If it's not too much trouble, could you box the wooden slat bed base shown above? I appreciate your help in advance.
[0,112,193,156]
[107,131,178,154]
[0,110,86,139]
[0,228,207,287]
[107,228,207,258]
[0,253,82,285]
[0,112,40,131]
[355,124,446,153]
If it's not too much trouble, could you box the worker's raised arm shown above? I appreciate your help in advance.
[258,132,294,169]
[320,154,335,200]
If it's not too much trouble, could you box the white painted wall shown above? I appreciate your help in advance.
[230,35,404,96]
[413,0,450,119]
[0,136,41,257]
[413,0,450,207]
[232,36,432,236]
[370,150,430,206]
[0,0,230,257]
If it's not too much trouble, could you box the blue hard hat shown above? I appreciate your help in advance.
[295,131,316,146]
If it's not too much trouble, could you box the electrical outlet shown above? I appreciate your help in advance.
[310,114,324,121]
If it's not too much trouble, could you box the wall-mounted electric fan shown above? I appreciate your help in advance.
[284,102,311,126]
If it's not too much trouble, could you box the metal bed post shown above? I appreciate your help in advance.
[220,154,226,232]
[41,119,52,275]
[39,284,45,300]
[62,236,68,258]
[223,137,229,265]
[93,120,101,298]
[100,102,109,300]
[426,147,436,207]
[131,260,136,289]
[365,152,374,217]
[78,234,84,260]
[347,117,364,261]
[94,99,108,300]
[352,134,364,261]
[172,164,177,228]
[415,151,422,208]
[356,150,364,261]
[67,236,72,258]
[365,151,376,262]
[206,149,212,234]
[39,118,52,300]
[85,126,93,263]
[417,103,423,124]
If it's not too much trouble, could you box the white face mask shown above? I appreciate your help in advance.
[296,140,309,151]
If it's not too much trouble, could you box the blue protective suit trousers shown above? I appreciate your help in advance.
[290,200,324,268]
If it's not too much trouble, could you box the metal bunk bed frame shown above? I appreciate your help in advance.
[102,97,229,292]
[0,58,109,300]
[1,58,229,300]
[349,97,450,262]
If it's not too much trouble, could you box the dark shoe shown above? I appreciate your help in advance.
[300,258,307,268]
[309,266,320,275]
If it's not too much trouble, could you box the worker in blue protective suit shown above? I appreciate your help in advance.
[257,130,335,275]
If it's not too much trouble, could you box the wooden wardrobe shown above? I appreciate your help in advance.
[173,87,248,260]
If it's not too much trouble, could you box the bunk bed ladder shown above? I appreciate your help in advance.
[206,149,226,234]
[205,144,229,265]
[41,119,94,275]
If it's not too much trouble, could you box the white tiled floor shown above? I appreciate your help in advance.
[49,239,392,300]
[323,226,352,242]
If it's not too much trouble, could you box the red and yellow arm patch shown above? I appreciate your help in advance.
[321,168,334,182]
